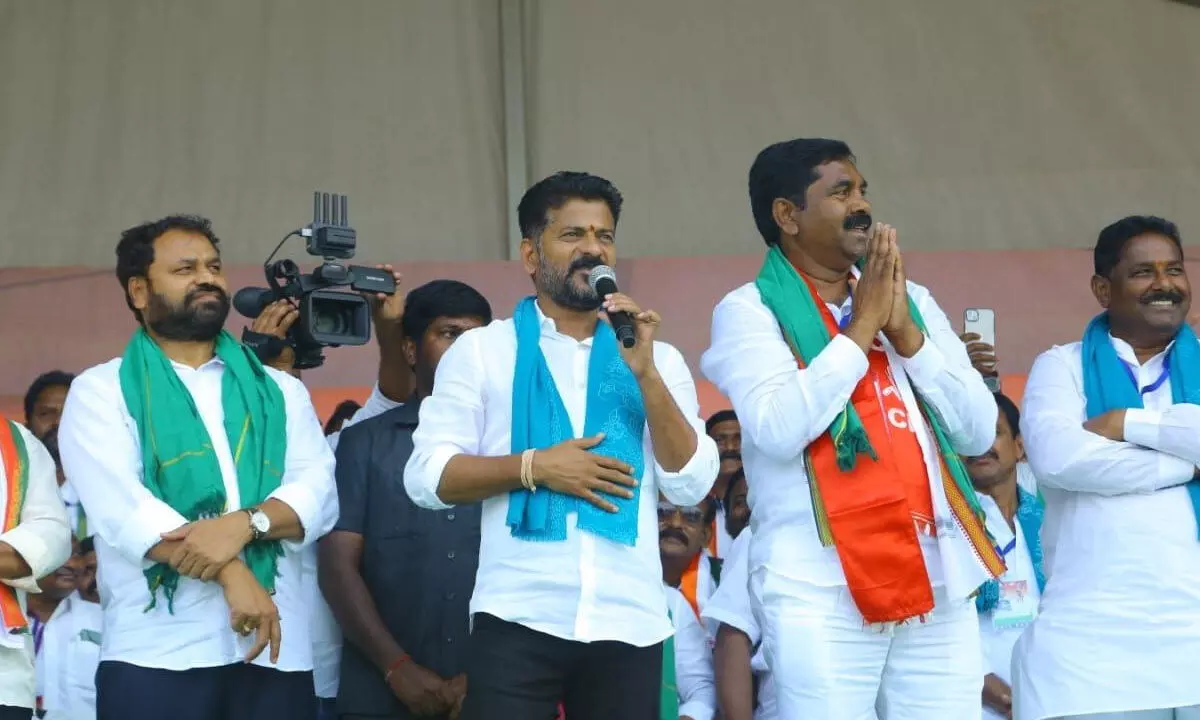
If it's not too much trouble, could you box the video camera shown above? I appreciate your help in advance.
[233,192,397,370]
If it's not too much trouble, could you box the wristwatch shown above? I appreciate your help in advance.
[244,508,271,541]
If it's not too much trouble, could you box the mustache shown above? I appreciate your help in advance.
[569,256,605,275]
[659,528,689,545]
[843,212,873,231]
[968,449,999,463]
[719,451,741,462]
[1141,290,1184,304]
[187,284,229,304]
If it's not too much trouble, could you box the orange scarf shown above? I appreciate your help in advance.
[802,283,939,623]
[678,554,702,618]
[0,418,29,636]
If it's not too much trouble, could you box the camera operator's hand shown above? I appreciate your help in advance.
[250,301,299,372]
[366,264,405,325]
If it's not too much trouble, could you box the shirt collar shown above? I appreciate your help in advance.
[391,393,423,427]
[1108,333,1175,368]
[533,298,596,346]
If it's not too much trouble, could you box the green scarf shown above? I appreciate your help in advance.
[755,245,988,544]
[119,328,287,611]
[660,609,678,720]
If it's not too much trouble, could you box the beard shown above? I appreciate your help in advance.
[38,427,60,464]
[536,252,604,311]
[145,284,230,342]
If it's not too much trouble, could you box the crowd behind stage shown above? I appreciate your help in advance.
[2,138,1198,720]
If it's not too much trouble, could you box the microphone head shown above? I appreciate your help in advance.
[588,265,619,295]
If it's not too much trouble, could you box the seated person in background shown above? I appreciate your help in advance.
[663,585,716,720]
[659,497,720,620]
[0,416,72,720]
[27,537,87,717]
[703,410,741,558]
[722,468,750,542]
[964,393,1044,720]
[701,527,777,720]
[38,536,103,720]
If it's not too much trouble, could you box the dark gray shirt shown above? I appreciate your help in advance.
[331,398,481,718]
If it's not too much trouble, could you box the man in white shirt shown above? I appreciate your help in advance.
[1014,215,1200,720]
[58,215,338,720]
[405,171,719,719]
[664,585,716,720]
[38,536,104,720]
[702,138,1002,719]
[660,496,719,621]
[701,527,777,720]
[965,393,1044,720]
[0,418,72,720]
[23,372,86,538]
[703,410,741,558]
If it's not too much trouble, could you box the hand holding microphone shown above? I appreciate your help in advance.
[588,265,661,378]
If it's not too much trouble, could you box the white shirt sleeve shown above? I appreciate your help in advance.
[701,286,869,463]
[264,369,339,548]
[652,343,721,508]
[1022,347,1195,495]
[669,587,717,720]
[901,284,998,457]
[0,425,71,592]
[59,369,191,567]
[1124,405,1200,466]
[405,329,487,511]
[699,532,758,645]
[327,384,402,452]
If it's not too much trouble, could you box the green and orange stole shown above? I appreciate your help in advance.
[0,418,29,637]
[756,246,1004,623]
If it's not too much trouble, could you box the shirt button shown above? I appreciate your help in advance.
[446,513,456,522]
[445,637,454,644]
[447,551,456,560]
[445,591,456,600]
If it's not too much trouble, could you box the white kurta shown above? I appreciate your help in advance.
[1015,336,1200,719]
[666,585,717,720]
[38,592,103,720]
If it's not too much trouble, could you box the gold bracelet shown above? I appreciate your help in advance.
[520,448,537,492]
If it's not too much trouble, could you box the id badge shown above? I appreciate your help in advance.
[992,579,1037,630]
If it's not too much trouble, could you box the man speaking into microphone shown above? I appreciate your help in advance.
[405,171,718,720]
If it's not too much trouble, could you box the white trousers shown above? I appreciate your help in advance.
[752,567,982,720]
[1057,709,1200,719]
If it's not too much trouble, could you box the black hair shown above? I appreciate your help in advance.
[517,171,624,242]
[705,409,738,435]
[323,400,362,436]
[400,279,493,346]
[23,370,75,425]
[995,392,1021,439]
[748,138,855,246]
[701,495,719,526]
[723,467,747,511]
[78,536,95,555]
[1093,215,1182,278]
[115,214,221,319]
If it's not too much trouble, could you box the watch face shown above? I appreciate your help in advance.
[251,512,270,534]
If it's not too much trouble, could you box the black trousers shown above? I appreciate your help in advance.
[0,706,31,720]
[95,660,317,720]
[460,613,663,720]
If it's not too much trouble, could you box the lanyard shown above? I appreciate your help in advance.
[836,290,853,330]
[995,537,1016,559]
[31,616,45,656]
[1121,348,1172,397]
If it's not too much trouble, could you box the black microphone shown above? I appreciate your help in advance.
[588,265,636,348]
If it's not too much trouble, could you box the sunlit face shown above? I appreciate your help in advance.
[708,418,742,479]
[521,199,617,311]
[1093,233,1190,339]
[404,315,488,396]
[658,495,712,560]
[784,159,872,267]
[29,384,69,463]
[128,230,230,341]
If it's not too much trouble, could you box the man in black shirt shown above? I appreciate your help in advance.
[319,280,492,720]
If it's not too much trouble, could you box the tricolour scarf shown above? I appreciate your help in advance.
[975,485,1046,612]
[1082,313,1200,533]
[506,297,646,545]
[755,245,1004,623]
[119,328,287,611]
[0,418,29,644]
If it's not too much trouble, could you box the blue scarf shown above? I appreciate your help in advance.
[1082,313,1200,536]
[976,486,1046,613]
[506,296,646,545]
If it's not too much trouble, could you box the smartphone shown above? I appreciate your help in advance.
[964,308,1001,392]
